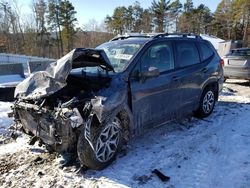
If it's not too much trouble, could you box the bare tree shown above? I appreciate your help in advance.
[47,0,63,57]
[32,0,48,57]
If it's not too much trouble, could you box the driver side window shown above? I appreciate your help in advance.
[141,43,174,73]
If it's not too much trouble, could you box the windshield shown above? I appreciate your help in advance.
[96,42,142,72]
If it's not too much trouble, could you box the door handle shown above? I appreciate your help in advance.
[201,68,208,73]
[172,76,179,81]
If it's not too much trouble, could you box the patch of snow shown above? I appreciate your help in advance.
[0,102,12,115]
[0,80,250,187]
[0,135,29,155]
[0,102,13,136]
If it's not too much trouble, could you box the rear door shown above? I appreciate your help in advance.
[129,41,181,129]
[174,40,204,114]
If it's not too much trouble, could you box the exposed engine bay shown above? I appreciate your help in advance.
[14,73,110,152]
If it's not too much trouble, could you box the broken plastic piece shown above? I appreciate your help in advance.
[29,136,38,145]
[152,169,170,182]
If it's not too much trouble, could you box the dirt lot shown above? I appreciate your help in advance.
[0,79,250,188]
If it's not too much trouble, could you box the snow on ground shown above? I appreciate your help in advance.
[0,79,250,188]
[0,102,14,141]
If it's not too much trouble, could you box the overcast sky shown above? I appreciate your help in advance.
[19,0,221,27]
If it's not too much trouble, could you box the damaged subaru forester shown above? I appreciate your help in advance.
[13,33,224,170]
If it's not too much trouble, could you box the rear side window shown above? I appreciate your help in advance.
[176,41,200,68]
[200,42,214,61]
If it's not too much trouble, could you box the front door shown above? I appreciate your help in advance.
[129,42,180,130]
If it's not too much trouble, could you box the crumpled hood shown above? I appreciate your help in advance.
[15,48,113,100]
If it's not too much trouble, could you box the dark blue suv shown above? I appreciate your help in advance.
[14,33,224,170]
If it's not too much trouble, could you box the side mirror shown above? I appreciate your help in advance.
[140,67,160,82]
[142,67,160,78]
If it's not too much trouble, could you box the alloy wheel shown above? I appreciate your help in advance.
[95,117,121,163]
[202,90,215,114]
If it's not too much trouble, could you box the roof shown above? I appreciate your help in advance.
[107,33,206,46]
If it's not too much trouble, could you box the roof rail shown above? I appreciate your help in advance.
[109,33,202,42]
[153,33,202,39]
[110,33,154,41]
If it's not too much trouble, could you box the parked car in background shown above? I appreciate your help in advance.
[13,33,223,170]
[223,48,250,81]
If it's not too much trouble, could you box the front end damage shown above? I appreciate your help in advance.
[13,48,133,153]
[14,100,84,152]
[13,83,132,153]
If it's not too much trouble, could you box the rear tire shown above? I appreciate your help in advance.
[77,117,122,170]
[194,87,216,118]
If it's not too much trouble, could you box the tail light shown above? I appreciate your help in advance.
[220,59,224,67]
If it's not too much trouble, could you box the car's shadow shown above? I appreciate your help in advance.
[225,80,250,87]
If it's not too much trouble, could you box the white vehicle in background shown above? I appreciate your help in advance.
[223,48,250,81]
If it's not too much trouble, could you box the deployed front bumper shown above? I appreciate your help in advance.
[14,101,81,152]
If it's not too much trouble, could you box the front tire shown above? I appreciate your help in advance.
[77,117,122,170]
[194,87,216,118]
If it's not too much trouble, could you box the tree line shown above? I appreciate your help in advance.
[106,0,250,46]
[0,0,113,58]
[0,0,249,59]
[0,0,76,58]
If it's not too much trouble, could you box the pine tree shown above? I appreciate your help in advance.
[184,0,193,13]
[47,0,63,57]
[58,0,77,53]
[151,0,170,32]
[169,0,182,32]
[140,9,153,33]
[212,0,234,39]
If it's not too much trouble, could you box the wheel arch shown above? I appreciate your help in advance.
[194,79,218,118]
[89,104,134,142]
[201,79,219,101]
